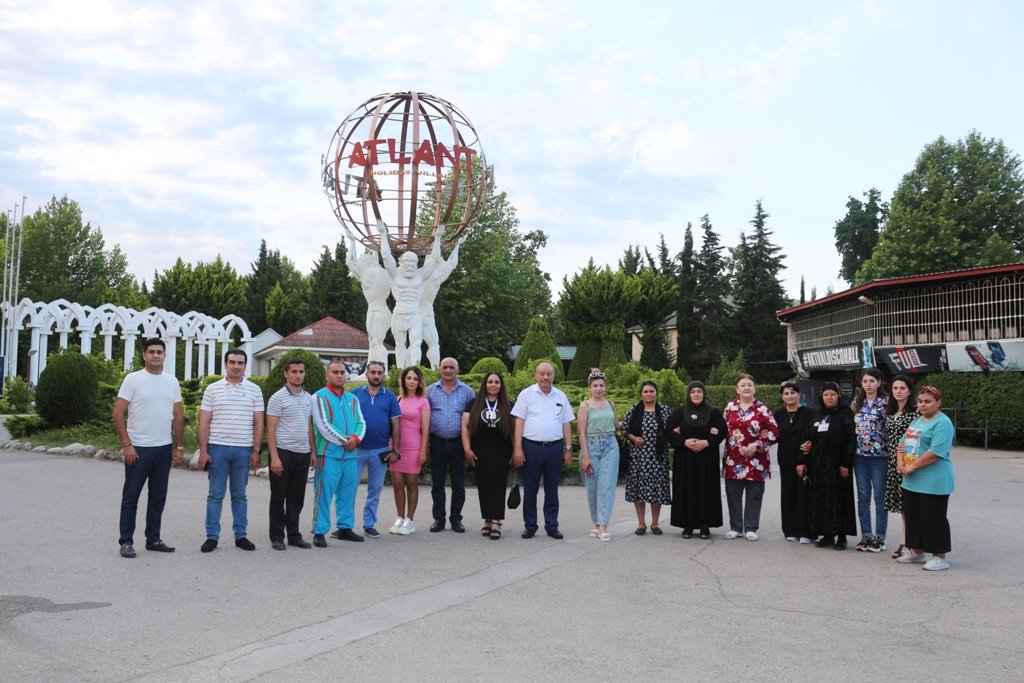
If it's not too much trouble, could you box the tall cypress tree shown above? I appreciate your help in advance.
[690,214,733,378]
[674,223,699,372]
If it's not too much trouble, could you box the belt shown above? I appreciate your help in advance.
[431,435,460,442]
[587,432,616,437]
[523,438,562,447]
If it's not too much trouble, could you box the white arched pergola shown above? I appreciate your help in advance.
[1,298,253,384]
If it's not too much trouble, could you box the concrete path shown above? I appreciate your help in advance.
[1,446,1022,682]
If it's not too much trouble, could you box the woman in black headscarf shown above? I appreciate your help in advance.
[807,381,857,550]
[667,381,727,539]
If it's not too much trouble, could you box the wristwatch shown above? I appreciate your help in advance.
[563,445,572,451]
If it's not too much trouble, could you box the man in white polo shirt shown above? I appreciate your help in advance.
[198,348,265,553]
[266,357,316,550]
[511,361,575,539]
[112,338,185,558]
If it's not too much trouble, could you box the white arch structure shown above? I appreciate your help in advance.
[1,298,253,384]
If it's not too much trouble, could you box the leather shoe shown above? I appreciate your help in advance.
[521,528,536,539]
[333,528,364,542]
[450,520,465,533]
[288,537,312,549]
[119,543,136,559]
[145,540,175,552]
[235,537,256,551]
[271,540,287,551]
[546,529,564,539]
[430,520,445,533]
[313,534,327,548]
[200,539,218,553]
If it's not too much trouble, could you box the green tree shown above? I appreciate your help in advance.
[690,214,733,378]
[834,188,888,284]
[512,317,562,380]
[309,239,364,326]
[858,131,1024,282]
[633,269,679,370]
[674,223,699,371]
[152,255,246,320]
[244,240,281,332]
[18,195,140,306]
[559,261,640,379]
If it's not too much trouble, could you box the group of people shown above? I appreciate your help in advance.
[114,343,955,571]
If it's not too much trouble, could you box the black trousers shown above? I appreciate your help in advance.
[430,436,466,523]
[903,488,951,554]
[269,448,311,542]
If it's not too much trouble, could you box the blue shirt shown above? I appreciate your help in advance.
[900,412,955,495]
[427,380,475,438]
[352,385,401,451]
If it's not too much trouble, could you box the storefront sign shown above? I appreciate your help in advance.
[947,340,1023,372]
[874,345,946,374]
[796,340,872,371]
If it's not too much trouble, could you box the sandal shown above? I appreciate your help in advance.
[489,522,502,540]
[589,528,600,538]
[599,532,611,542]
[891,543,908,559]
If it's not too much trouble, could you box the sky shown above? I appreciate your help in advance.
[2,0,1023,303]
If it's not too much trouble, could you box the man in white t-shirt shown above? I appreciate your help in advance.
[266,357,316,550]
[112,338,185,559]
[198,348,265,553]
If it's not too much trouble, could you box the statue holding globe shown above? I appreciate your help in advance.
[322,91,491,369]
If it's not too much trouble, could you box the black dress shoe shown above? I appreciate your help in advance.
[200,539,218,553]
[288,537,312,549]
[815,536,834,548]
[145,540,175,552]
[682,529,693,539]
[699,529,711,539]
[521,528,537,539]
[450,520,465,533]
[119,544,136,559]
[313,534,327,548]
[271,540,287,551]
[430,520,445,533]
[334,528,365,542]
[235,537,256,551]
[546,529,564,539]
[834,536,848,550]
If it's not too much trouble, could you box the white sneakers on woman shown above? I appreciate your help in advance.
[389,517,415,535]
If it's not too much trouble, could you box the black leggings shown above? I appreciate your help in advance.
[902,488,951,554]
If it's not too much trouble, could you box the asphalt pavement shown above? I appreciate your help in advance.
[1,445,1022,682]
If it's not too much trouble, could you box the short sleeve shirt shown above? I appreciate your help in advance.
[353,385,401,450]
[201,378,265,447]
[116,370,182,447]
[900,412,956,495]
[266,385,311,452]
[427,380,476,438]
[511,383,575,441]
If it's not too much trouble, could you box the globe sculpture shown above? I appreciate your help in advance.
[322,92,491,368]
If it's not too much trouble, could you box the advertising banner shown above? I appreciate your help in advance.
[874,345,946,374]
[797,340,872,371]
[946,340,1024,372]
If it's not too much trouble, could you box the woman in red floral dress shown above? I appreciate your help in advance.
[722,374,779,541]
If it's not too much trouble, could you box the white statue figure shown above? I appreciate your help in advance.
[347,235,393,367]
[420,230,465,369]
[378,221,433,369]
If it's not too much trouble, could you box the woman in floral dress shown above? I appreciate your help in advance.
[722,374,779,541]
[883,374,919,558]
[622,381,672,535]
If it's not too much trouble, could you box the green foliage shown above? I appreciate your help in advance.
[18,195,142,307]
[35,352,99,427]
[706,350,747,387]
[151,255,247,321]
[513,317,562,381]
[568,340,600,382]
[310,238,365,329]
[674,223,699,367]
[263,351,328,402]
[469,356,509,374]
[858,131,1024,283]
[5,414,45,437]
[689,214,734,378]
[927,371,1024,448]
[2,376,33,413]
[834,188,888,284]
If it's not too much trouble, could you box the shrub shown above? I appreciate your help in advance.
[469,356,508,375]
[2,376,33,413]
[706,350,747,387]
[5,414,45,437]
[513,317,562,380]
[263,350,329,402]
[35,352,99,427]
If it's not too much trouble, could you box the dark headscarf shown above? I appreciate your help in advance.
[818,381,842,414]
[684,380,712,427]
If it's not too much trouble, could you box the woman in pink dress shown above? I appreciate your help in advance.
[389,366,430,535]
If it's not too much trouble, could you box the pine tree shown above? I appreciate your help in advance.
[675,223,699,371]
[690,214,733,378]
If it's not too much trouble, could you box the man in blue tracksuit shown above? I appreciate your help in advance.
[310,359,366,547]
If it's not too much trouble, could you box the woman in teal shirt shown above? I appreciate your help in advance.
[896,385,955,571]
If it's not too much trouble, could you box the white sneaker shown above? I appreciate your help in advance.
[799,537,814,544]
[388,517,404,534]
[897,551,928,564]
[745,531,759,541]
[724,530,741,539]
[397,518,415,535]
[923,556,949,571]
[785,536,798,542]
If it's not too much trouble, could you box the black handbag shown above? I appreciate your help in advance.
[507,468,521,509]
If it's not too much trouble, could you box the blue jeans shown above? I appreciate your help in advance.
[118,444,172,545]
[205,444,251,540]
[583,435,619,525]
[854,455,888,538]
[521,440,563,531]
[355,446,388,530]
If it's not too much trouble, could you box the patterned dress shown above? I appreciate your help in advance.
[722,400,779,481]
[623,402,672,504]
[883,409,919,512]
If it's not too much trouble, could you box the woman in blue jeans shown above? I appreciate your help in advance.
[577,369,620,542]
[852,368,889,552]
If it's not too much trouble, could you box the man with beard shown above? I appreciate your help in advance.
[349,360,401,538]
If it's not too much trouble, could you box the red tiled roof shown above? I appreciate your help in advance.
[274,317,371,351]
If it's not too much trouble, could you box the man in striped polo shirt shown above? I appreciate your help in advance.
[310,359,366,547]
[266,357,315,550]
[198,349,265,553]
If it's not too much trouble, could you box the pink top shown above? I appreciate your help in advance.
[394,395,429,474]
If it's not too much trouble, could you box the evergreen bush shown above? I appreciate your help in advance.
[469,356,508,375]
[2,376,33,413]
[5,414,45,437]
[513,318,562,381]
[35,352,99,427]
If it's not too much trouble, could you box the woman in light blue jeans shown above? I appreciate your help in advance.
[577,369,620,541]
